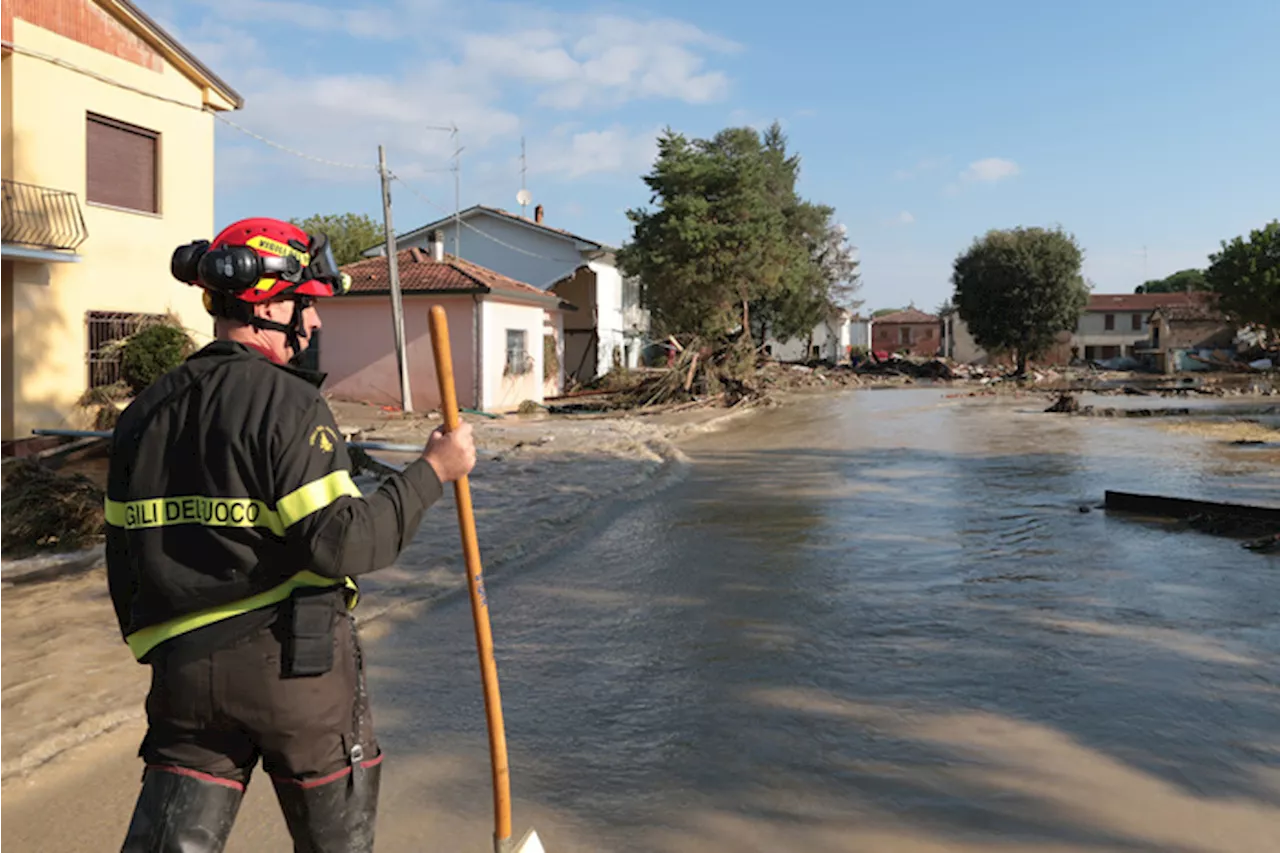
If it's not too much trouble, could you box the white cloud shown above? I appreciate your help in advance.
[895,210,916,225]
[959,157,1020,183]
[528,125,660,179]
[186,2,736,187]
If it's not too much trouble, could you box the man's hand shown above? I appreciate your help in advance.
[422,422,477,483]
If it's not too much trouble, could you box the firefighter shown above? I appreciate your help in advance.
[107,217,476,852]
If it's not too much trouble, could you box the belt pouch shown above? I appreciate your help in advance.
[282,587,336,677]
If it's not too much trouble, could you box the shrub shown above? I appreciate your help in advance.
[120,321,194,394]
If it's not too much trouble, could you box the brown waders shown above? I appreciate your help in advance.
[120,589,381,852]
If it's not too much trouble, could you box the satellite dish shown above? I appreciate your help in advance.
[516,188,532,207]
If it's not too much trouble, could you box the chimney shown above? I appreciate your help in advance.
[534,204,544,224]
[428,230,444,262]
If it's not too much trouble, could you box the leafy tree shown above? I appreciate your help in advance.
[1204,219,1280,336]
[872,307,907,317]
[1135,268,1206,294]
[618,122,857,343]
[289,212,383,266]
[951,225,1089,376]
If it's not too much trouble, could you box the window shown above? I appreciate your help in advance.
[1131,313,1142,331]
[86,113,158,213]
[505,329,528,375]
[899,327,912,345]
[86,310,166,387]
[1104,313,1115,330]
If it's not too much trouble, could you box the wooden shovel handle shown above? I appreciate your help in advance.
[428,305,513,843]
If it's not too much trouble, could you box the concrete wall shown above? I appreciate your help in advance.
[482,298,545,412]
[849,319,871,350]
[1076,309,1150,357]
[2,14,222,438]
[321,295,478,413]
[943,314,989,364]
[589,258,637,372]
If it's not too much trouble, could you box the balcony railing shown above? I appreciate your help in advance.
[2,179,89,251]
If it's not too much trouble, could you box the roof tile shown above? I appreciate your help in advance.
[340,248,563,305]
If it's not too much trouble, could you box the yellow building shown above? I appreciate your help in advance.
[2,0,242,440]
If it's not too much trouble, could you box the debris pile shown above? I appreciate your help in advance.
[1,458,105,556]
[608,337,761,408]
[1045,393,1080,413]
[853,355,957,380]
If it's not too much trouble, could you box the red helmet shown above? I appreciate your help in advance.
[171,217,352,306]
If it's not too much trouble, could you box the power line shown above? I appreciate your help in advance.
[3,40,211,112]
[212,113,374,171]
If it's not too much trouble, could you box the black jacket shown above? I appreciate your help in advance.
[105,340,443,661]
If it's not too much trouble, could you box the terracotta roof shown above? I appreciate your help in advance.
[1151,299,1227,322]
[339,248,570,309]
[1086,291,1210,312]
[873,308,939,324]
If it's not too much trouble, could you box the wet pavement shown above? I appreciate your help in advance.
[4,387,1279,852]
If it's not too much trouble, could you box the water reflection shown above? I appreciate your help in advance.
[360,387,1280,853]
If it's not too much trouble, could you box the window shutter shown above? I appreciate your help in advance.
[86,113,158,213]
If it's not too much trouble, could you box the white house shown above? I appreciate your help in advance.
[363,204,649,385]
[765,308,869,364]
[940,308,989,364]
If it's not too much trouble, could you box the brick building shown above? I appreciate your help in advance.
[871,308,941,357]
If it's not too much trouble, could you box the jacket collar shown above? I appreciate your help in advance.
[190,340,328,388]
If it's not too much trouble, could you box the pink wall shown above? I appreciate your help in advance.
[320,295,479,412]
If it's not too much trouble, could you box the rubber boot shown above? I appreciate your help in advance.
[120,766,244,853]
[272,753,383,853]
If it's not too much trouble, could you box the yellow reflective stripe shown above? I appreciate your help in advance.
[104,496,283,535]
[125,570,355,660]
[277,470,362,529]
[103,471,363,536]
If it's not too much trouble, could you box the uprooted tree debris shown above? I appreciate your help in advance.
[552,337,877,415]
[2,458,105,557]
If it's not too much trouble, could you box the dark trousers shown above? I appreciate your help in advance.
[122,603,384,852]
[140,608,381,786]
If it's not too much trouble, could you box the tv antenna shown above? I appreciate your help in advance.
[517,136,531,217]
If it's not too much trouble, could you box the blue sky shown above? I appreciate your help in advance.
[152,0,1280,313]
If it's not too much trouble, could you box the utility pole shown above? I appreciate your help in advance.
[378,144,413,413]
[452,126,463,259]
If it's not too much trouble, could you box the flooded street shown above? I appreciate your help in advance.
[5,388,1280,852]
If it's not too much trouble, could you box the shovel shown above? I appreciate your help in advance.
[428,305,546,853]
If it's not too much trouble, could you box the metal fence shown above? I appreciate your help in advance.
[1,178,89,251]
[86,310,165,388]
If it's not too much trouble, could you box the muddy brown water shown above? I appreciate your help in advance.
[4,387,1280,852]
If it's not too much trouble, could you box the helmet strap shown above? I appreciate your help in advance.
[247,299,308,357]
[209,291,309,361]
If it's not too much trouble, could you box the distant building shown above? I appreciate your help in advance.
[871,308,940,358]
[943,291,1217,366]
[1147,298,1236,374]
[764,307,868,364]
[361,204,649,384]
[326,235,575,414]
